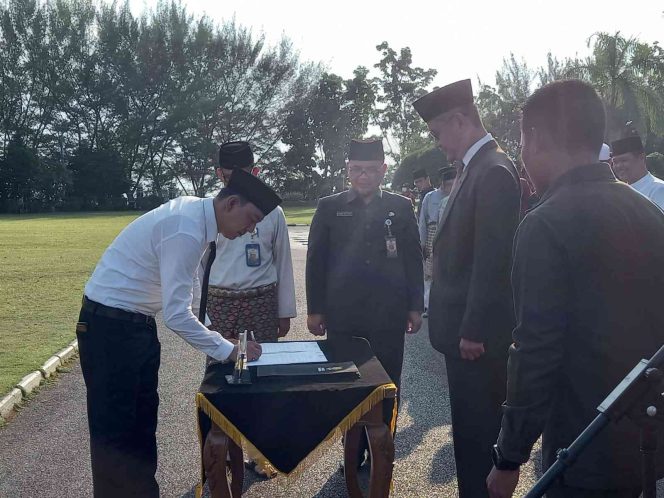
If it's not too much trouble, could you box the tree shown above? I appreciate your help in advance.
[68,147,129,209]
[476,54,534,160]
[392,145,448,190]
[0,134,41,212]
[280,66,375,197]
[373,42,437,164]
[571,32,664,139]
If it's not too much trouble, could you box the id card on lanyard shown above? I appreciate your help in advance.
[246,244,261,266]
[245,227,261,267]
[385,218,398,258]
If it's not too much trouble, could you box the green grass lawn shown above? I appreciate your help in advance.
[0,205,314,395]
[282,203,316,225]
[0,212,140,394]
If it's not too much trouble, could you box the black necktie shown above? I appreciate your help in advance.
[198,241,216,322]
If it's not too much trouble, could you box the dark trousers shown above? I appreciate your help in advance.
[546,485,642,498]
[445,353,507,498]
[329,329,405,460]
[77,306,161,498]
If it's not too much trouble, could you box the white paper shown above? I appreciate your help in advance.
[249,341,327,367]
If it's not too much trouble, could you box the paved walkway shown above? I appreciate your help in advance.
[2,227,643,497]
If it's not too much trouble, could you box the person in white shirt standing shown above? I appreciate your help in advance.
[78,168,280,498]
[207,141,296,346]
[203,141,296,479]
[611,130,664,210]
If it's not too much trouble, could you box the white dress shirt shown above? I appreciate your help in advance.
[631,173,664,210]
[462,133,494,168]
[84,196,234,361]
[209,206,296,318]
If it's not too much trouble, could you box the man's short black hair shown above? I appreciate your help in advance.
[522,79,605,154]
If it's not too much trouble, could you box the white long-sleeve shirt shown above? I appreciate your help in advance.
[208,206,296,318]
[631,173,664,210]
[84,196,234,361]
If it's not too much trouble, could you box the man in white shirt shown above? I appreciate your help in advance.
[204,141,296,479]
[78,169,281,497]
[207,141,296,345]
[611,133,664,210]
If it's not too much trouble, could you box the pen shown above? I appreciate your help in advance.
[250,330,256,342]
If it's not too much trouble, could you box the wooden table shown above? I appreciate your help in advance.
[202,389,396,498]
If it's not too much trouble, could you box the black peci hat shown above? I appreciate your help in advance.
[219,141,254,169]
[412,168,429,181]
[348,138,385,161]
[412,79,474,123]
[611,135,644,156]
[226,168,281,216]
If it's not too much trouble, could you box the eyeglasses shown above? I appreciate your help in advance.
[348,166,382,177]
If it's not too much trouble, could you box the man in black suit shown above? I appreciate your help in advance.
[306,138,423,466]
[487,80,664,498]
[413,79,521,497]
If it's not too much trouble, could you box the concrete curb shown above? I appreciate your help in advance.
[15,372,42,397]
[0,338,79,424]
[0,389,22,420]
[286,223,310,227]
[39,356,62,378]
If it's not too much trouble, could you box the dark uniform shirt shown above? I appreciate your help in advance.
[498,163,664,488]
[306,189,423,333]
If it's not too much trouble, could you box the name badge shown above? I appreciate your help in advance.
[385,236,398,258]
[384,218,398,258]
[336,211,353,217]
[245,243,261,267]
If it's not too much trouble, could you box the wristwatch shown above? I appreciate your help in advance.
[492,444,521,471]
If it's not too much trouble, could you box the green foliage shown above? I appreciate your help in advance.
[569,32,664,139]
[373,42,437,163]
[0,0,315,210]
[393,146,448,189]
[67,147,129,210]
[280,66,376,197]
[476,54,534,161]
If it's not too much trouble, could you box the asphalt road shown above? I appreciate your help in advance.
[0,226,655,497]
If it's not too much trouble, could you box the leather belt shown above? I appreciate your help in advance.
[82,296,155,325]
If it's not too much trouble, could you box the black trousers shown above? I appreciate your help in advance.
[445,353,507,498]
[546,485,642,498]
[329,329,405,460]
[77,306,161,498]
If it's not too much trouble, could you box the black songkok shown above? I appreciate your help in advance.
[412,79,474,123]
[348,138,385,161]
[219,141,254,169]
[226,168,281,216]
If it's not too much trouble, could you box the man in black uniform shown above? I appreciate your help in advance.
[306,138,424,465]
[413,79,521,497]
[487,80,664,498]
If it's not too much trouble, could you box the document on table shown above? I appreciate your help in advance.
[249,341,327,367]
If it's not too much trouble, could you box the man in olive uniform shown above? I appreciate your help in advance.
[306,138,424,465]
